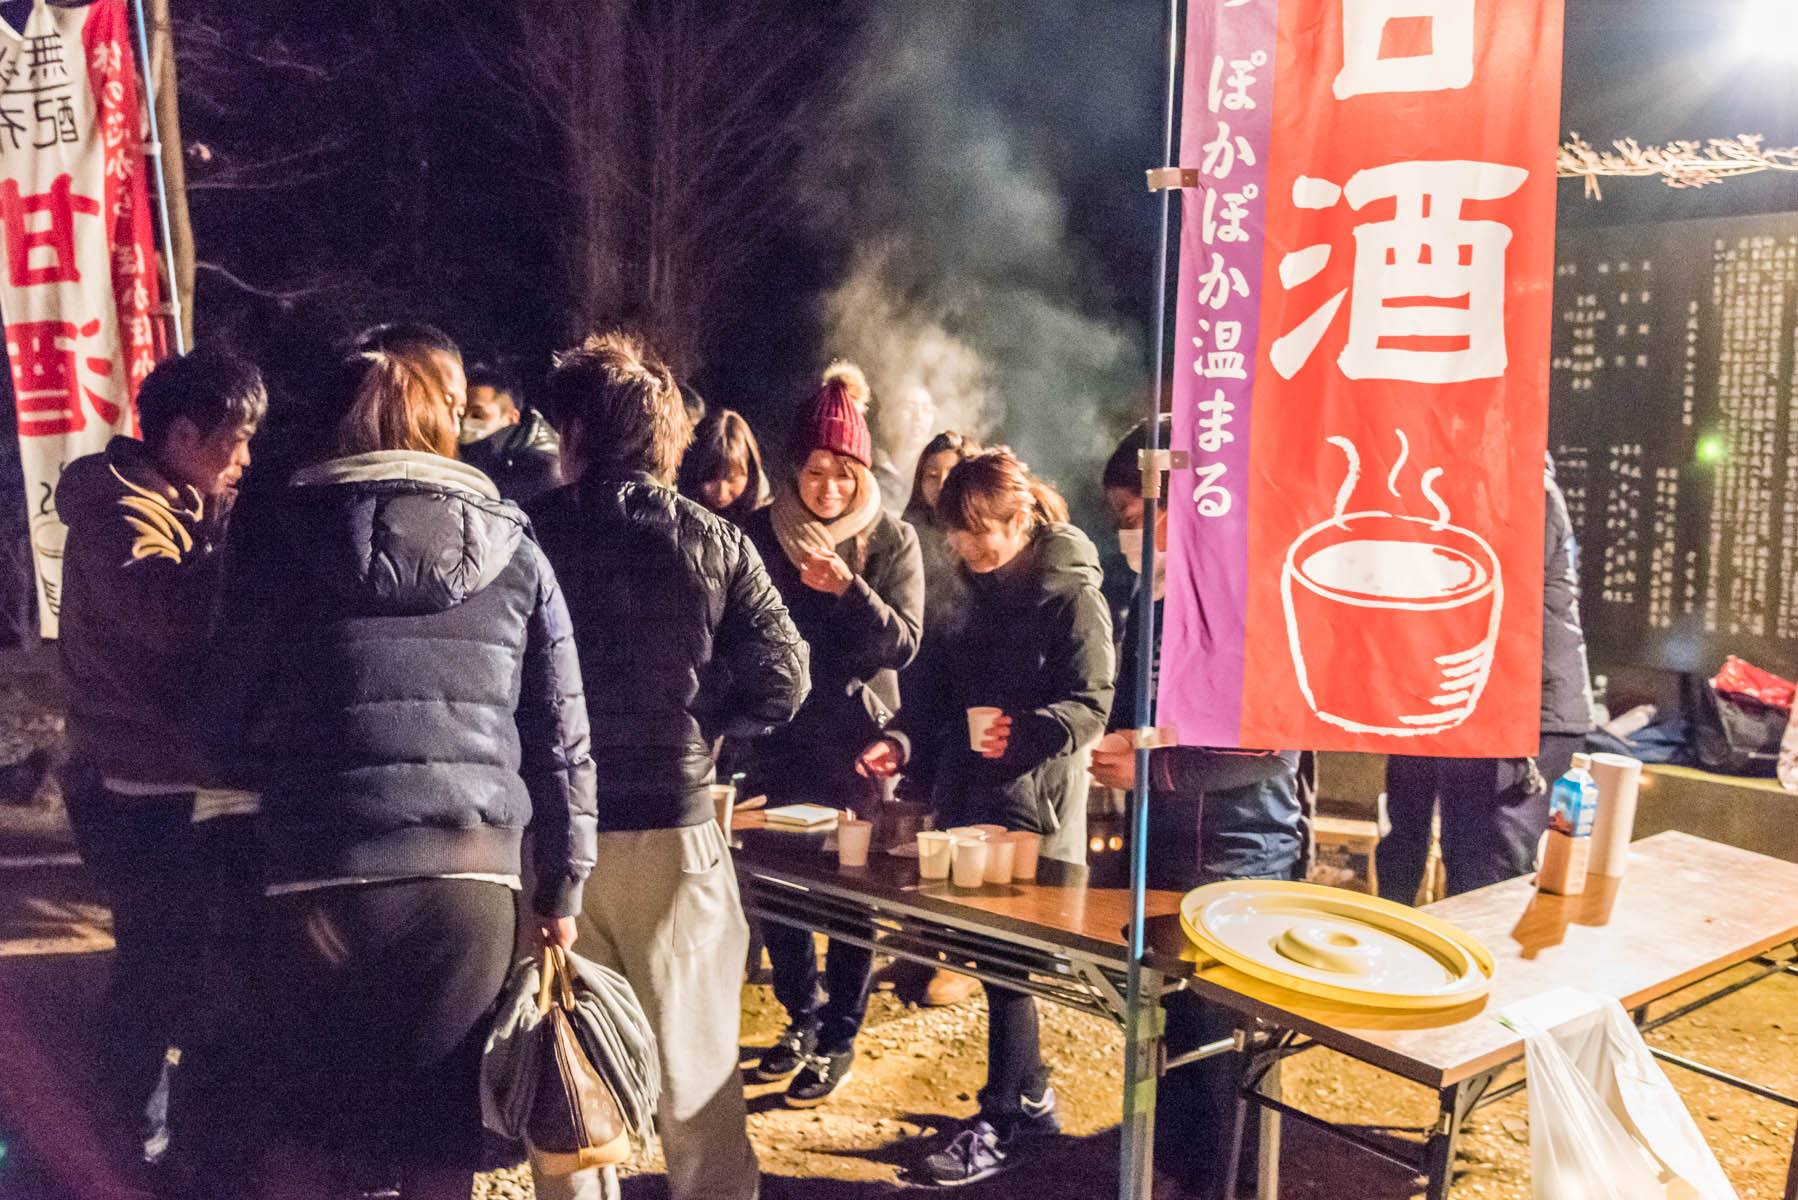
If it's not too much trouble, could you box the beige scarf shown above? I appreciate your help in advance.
[770,462,883,570]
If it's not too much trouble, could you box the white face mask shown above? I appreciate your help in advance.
[459,417,506,445]
[1118,527,1146,573]
[1118,527,1168,598]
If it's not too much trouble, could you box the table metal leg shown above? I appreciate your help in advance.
[1119,967,1166,1200]
[1259,1054,1282,1200]
[1422,1071,1496,1200]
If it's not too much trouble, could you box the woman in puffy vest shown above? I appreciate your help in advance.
[212,330,597,1199]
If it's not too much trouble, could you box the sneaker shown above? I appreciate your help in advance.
[996,1085,1061,1140]
[754,1023,816,1081]
[921,1119,1010,1187]
[785,1046,854,1107]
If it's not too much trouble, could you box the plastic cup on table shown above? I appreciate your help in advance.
[967,707,1002,751]
[836,818,873,868]
[945,826,989,843]
[1586,753,1644,878]
[951,837,989,888]
[710,783,736,830]
[1006,831,1041,881]
[917,832,954,879]
[971,824,1009,840]
[983,834,1016,885]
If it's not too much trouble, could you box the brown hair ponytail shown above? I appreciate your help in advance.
[937,447,1067,534]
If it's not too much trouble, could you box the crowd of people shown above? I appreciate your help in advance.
[53,321,1587,1200]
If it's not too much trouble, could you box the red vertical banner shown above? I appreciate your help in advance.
[1162,0,1563,757]
[0,0,161,636]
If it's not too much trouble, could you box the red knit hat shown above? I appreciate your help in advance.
[795,364,872,467]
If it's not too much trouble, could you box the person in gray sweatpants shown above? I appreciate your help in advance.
[528,331,810,1200]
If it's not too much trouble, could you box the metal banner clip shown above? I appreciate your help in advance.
[1145,166,1201,192]
[1137,448,1188,499]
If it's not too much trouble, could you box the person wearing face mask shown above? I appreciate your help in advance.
[858,448,1114,1187]
[457,363,562,506]
[1088,417,1307,1200]
[740,366,924,1107]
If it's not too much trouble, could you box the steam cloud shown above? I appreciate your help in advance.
[809,1,1158,522]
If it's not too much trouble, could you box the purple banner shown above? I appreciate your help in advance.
[1158,0,1278,747]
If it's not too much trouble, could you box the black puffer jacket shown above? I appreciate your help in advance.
[460,408,561,506]
[211,451,597,918]
[890,522,1115,861]
[1542,457,1594,735]
[529,472,810,831]
[742,506,923,805]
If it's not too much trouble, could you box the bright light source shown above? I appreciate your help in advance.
[1695,431,1727,465]
[1737,0,1798,59]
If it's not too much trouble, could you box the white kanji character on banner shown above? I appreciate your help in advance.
[1269,160,1528,384]
[1192,319,1248,380]
[1333,0,1474,100]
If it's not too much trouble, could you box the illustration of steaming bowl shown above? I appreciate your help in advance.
[30,518,65,621]
[1281,512,1502,737]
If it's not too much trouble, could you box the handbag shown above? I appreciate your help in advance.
[525,945,632,1175]
[1688,673,1786,777]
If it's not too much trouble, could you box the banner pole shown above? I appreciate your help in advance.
[129,0,186,354]
[1120,0,1181,1196]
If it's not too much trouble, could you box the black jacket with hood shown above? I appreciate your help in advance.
[1541,457,1594,736]
[57,436,232,785]
[889,522,1115,861]
[460,408,562,507]
[528,471,810,832]
[210,451,598,918]
[741,505,923,805]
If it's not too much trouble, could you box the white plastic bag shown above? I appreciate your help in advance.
[1505,989,1737,1200]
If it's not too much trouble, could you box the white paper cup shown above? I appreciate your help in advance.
[1586,752,1643,878]
[836,818,873,867]
[1006,831,1041,881]
[917,832,954,879]
[945,826,989,842]
[951,837,989,888]
[967,706,1002,751]
[983,835,1016,884]
[710,783,736,830]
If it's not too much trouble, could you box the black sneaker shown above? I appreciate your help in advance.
[754,1023,816,1081]
[785,1046,854,1107]
[1005,1085,1060,1138]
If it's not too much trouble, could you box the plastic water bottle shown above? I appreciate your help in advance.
[1538,753,1597,895]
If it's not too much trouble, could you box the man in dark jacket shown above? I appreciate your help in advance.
[529,331,808,1200]
[1377,454,1595,901]
[458,363,561,505]
[55,347,266,1150]
[1090,418,1307,1200]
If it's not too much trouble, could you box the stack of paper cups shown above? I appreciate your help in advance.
[1586,752,1643,878]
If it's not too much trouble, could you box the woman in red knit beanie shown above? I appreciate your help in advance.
[738,362,926,1107]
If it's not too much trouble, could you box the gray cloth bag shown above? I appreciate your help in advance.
[481,948,662,1155]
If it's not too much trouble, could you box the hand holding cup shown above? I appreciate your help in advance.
[857,737,903,778]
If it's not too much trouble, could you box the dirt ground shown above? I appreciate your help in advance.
[0,667,1791,1200]
[463,949,1798,1199]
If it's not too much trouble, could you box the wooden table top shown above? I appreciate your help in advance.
[1154,830,1798,1088]
[733,823,1187,965]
